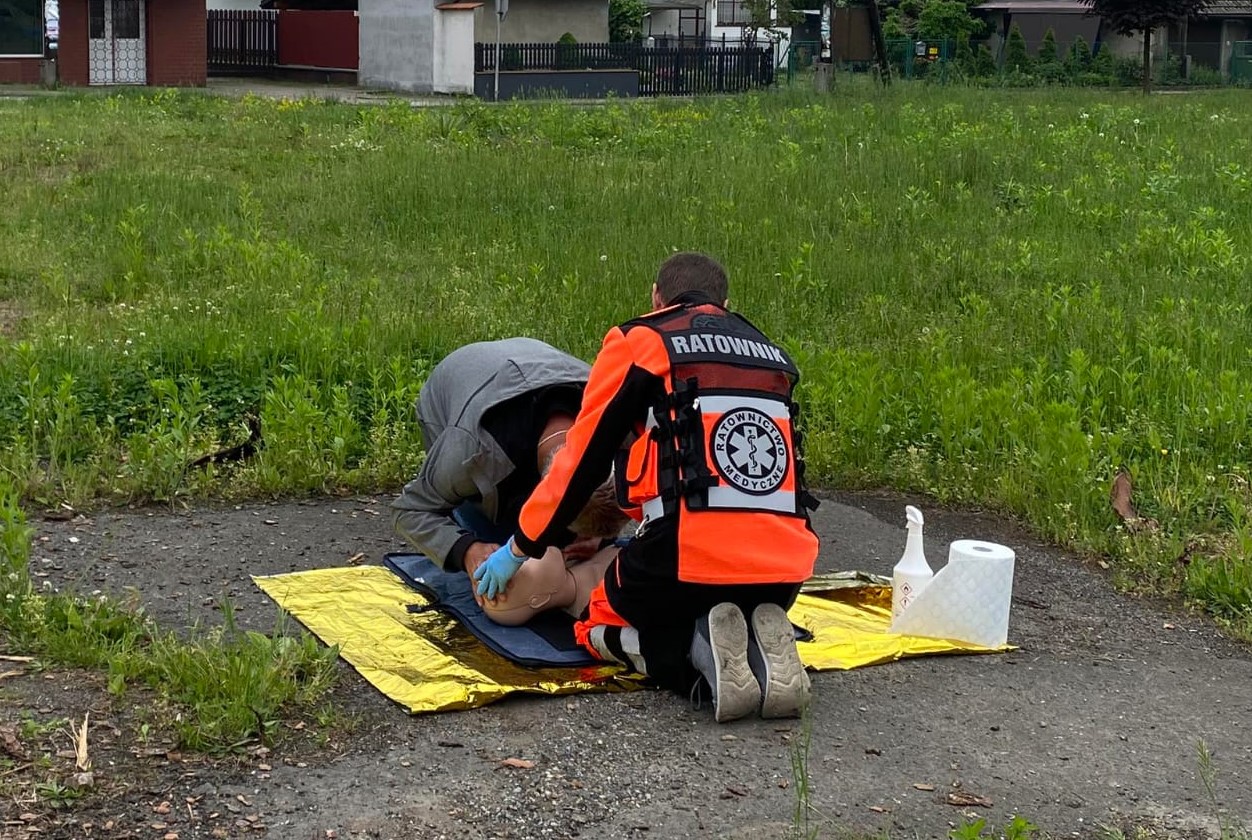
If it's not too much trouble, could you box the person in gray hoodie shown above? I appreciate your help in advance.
[392,337,628,625]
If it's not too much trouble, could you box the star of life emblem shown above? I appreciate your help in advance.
[710,408,789,495]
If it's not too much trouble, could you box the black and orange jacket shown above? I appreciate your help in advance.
[515,293,819,586]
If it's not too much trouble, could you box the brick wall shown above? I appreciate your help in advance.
[46,0,206,86]
[149,0,207,85]
[0,58,42,84]
[58,0,89,85]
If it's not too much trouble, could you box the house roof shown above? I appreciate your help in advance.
[1202,0,1252,15]
[976,0,1252,13]
[974,1,1088,11]
[644,0,705,10]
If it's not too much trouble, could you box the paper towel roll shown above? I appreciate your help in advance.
[948,539,1016,566]
[890,540,1016,647]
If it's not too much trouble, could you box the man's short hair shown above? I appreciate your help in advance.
[655,252,729,306]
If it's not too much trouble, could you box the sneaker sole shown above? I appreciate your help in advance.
[751,603,811,719]
[707,603,759,723]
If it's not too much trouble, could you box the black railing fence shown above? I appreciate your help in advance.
[475,41,776,95]
[207,10,278,75]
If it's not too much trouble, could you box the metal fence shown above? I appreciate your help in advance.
[1230,41,1252,83]
[475,41,776,96]
[207,10,278,75]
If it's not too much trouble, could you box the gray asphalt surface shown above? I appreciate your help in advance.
[23,490,1252,839]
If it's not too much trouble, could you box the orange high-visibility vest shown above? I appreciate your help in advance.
[517,298,819,585]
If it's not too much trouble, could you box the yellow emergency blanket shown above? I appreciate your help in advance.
[253,566,1009,715]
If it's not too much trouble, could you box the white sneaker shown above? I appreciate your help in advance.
[689,603,760,723]
[747,603,811,719]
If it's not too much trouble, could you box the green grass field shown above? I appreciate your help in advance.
[2,85,1251,630]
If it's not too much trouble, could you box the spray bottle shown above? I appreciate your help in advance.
[891,505,934,622]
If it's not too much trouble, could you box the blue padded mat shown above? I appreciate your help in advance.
[384,553,599,669]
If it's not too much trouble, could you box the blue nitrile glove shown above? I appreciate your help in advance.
[473,538,527,600]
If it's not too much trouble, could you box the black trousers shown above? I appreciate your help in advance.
[602,524,802,694]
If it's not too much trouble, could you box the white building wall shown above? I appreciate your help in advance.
[434,8,476,93]
[359,0,436,92]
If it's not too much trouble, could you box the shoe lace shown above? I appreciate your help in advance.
[688,676,711,712]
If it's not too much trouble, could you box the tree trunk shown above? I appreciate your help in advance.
[1142,26,1152,94]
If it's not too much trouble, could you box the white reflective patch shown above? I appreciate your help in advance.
[706,487,797,513]
[697,394,789,419]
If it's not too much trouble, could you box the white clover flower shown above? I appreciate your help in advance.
[1133,118,1141,126]
[600,254,608,262]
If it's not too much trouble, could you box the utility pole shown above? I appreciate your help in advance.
[494,0,508,101]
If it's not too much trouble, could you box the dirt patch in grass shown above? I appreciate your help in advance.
[0,300,24,338]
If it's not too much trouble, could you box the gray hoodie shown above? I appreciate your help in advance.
[391,338,591,568]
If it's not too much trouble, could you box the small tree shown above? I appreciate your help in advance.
[1090,42,1115,78]
[1080,0,1210,93]
[1035,26,1065,82]
[739,0,802,50]
[916,0,982,43]
[1039,27,1059,63]
[882,8,909,40]
[1066,34,1093,75]
[975,42,997,76]
[609,0,646,42]
[1004,22,1030,73]
[556,31,579,70]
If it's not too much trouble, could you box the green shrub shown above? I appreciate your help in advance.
[1039,28,1059,64]
[1066,35,1092,76]
[1004,22,1031,73]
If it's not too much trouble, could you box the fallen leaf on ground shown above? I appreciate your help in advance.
[913,783,935,791]
[500,757,534,770]
[154,802,172,815]
[946,792,993,808]
[74,712,90,771]
[236,795,252,807]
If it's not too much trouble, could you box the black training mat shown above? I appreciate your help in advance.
[384,553,599,669]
